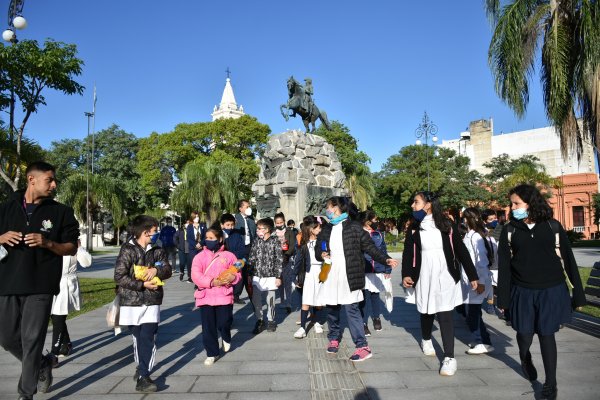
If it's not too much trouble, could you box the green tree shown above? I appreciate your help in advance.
[0,39,84,190]
[170,156,241,225]
[592,192,600,226]
[45,138,87,183]
[485,0,600,163]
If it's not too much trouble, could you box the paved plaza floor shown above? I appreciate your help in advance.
[0,250,598,399]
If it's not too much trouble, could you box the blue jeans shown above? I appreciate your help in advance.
[327,303,367,348]
[465,303,491,345]
[358,290,381,322]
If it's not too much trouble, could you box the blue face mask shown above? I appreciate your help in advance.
[150,232,160,244]
[486,220,498,229]
[512,208,528,220]
[223,228,232,235]
[412,209,427,222]
[205,240,221,251]
[325,210,335,220]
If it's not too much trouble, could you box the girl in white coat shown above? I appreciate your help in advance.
[50,240,92,358]
[461,208,494,355]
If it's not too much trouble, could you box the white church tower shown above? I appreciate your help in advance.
[211,71,245,121]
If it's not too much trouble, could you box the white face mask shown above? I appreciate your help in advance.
[193,217,200,223]
[244,208,253,216]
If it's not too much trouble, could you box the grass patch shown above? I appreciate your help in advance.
[578,267,600,318]
[387,242,404,253]
[572,240,600,248]
[69,278,116,320]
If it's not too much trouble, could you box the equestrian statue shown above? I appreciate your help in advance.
[280,76,331,133]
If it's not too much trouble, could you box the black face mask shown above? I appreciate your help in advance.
[276,225,285,231]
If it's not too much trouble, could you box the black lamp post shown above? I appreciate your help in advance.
[415,111,438,191]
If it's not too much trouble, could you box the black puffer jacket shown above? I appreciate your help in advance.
[114,241,172,306]
[316,220,390,292]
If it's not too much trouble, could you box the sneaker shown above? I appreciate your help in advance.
[349,346,372,362]
[466,344,494,355]
[58,342,73,358]
[186,278,193,283]
[294,327,307,339]
[135,375,158,392]
[326,340,340,353]
[266,321,277,332]
[179,272,184,281]
[439,357,457,376]
[364,324,371,337]
[541,383,558,400]
[521,351,537,381]
[252,319,264,334]
[296,319,301,325]
[18,396,33,400]
[373,318,382,331]
[37,354,54,393]
[314,322,324,334]
[222,341,231,352]
[421,339,436,356]
[204,356,218,366]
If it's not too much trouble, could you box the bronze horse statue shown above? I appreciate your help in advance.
[280,76,331,133]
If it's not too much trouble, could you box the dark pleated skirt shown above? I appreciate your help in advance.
[509,282,572,335]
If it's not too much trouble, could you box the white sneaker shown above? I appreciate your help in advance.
[439,357,457,376]
[204,356,217,365]
[467,344,494,355]
[222,341,231,352]
[314,322,324,334]
[421,339,435,356]
[294,327,307,339]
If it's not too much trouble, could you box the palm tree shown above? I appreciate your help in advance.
[485,0,600,162]
[170,157,241,225]
[345,173,375,211]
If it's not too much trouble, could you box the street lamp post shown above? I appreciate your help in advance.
[3,0,26,43]
[85,111,94,251]
[415,111,438,191]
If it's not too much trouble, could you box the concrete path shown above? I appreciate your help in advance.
[0,252,599,399]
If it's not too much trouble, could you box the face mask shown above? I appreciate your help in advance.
[223,228,232,235]
[193,217,200,223]
[257,231,266,239]
[150,232,160,244]
[325,210,335,219]
[412,209,427,222]
[486,220,498,229]
[276,225,285,231]
[512,207,528,220]
[244,208,253,216]
[205,240,221,251]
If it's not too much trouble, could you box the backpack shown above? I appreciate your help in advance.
[506,220,573,289]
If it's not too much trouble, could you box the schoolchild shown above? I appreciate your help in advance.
[274,212,297,313]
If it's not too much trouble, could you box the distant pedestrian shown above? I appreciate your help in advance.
[114,215,172,393]
[0,161,80,398]
[497,184,586,400]
[234,200,256,301]
[316,197,397,362]
[159,218,177,274]
[402,191,478,376]
[248,218,283,334]
[274,212,297,314]
[357,210,391,336]
[50,239,92,361]
[293,216,326,338]
[174,222,189,281]
[186,212,206,284]
[191,227,240,365]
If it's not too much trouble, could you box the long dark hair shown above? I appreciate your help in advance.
[359,210,377,227]
[326,196,359,220]
[415,191,452,234]
[300,215,319,247]
[463,207,494,267]
[508,184,553,222]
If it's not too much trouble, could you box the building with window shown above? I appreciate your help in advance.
[441,119,599,239]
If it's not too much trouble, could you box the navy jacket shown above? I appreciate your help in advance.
[234,213,256,245]
[225,229,247,259]
[187,223,206,257]
[364,229,391,274]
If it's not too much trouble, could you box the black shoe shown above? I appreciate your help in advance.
[135,375,157,393]
[186,278,193,283]
[234,297,246,305]
[285,306,292,314]
[364,323,371,337]
[179,272,184,281]
[58,342,72,357]
[541,383,557,400]
[373,318,382,331]
[521,351,537,381]
[252,319,264,334]
[133,366,139,382]
[18,396,33,400]
[266,321,277,332]
[37,354,55,393]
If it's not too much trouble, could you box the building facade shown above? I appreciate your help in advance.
[441,119,599,238]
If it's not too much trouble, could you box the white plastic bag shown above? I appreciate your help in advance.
[383,277,394,312]
[106,295,120,328]
[0,245,7,261]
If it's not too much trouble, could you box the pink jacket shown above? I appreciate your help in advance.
[191,247,241,307]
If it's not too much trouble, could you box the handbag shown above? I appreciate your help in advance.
[106,294,121,328]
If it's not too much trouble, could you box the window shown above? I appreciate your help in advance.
[572,206,585,229]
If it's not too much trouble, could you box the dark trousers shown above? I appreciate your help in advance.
[187,250,198,278]
[421,311,455,358]
[200,305,233,357]
[178,250,188,274]
[131,323,158,378]
[234,246,253,300]
[327,303,367,348]
[0,294,53,396]
[465,303,491,345]
[50,314,71,355]
[358,290,381,322]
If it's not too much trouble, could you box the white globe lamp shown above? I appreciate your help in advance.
[12,16,27,30]
[2,29,15,42]
[415,139,422,146]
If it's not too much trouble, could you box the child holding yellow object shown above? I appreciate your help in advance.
[134,265,165,286]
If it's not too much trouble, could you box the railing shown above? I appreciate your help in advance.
[573,226,585,233]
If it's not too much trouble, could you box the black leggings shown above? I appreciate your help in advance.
[421,311,454,358]
[51,314,70,355]
[517,332,558,386]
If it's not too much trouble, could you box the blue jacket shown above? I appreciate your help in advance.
[225,229,247,259]
[187,223,206,256]
[234,213,256,244]
[159,225,176,248]
[364,229,392,274]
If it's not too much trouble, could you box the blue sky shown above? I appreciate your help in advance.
[9,0,549,172]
